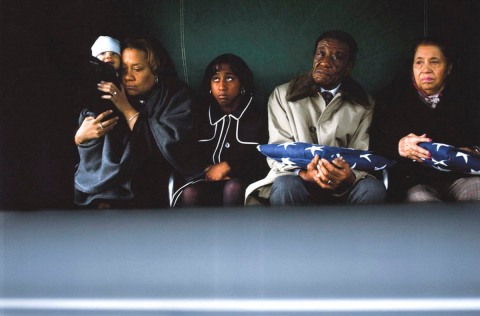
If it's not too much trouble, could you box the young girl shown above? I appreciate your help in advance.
[176,54,268,207]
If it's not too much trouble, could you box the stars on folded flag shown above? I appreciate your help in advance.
[432,158,448,167]
[435,143,450,151]
[280,142,297,150]
[360,153,372,162]
[471,169,480,175]
[257,141,480,176]
[257,142,396,172]
[281,157,296,166]
[456,151,469,163]
[306,145,324,156]
[418,142,480,175]
[431,165,451,172]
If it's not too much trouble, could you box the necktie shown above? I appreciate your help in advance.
[321,91,334,105]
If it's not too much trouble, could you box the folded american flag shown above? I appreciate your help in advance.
[418,142,480,174]
[257,142,396,171]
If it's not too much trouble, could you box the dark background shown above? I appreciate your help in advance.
[0,0,478,210]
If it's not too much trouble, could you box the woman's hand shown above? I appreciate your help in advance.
[313,157,355,190]
[97,81,139,128]
[74,110,118,145]
[204,162,231,181]
[398,133,432,162]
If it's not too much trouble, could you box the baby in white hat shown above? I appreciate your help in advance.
[91,36,121,70]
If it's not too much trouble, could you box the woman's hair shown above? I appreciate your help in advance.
[202,53,255,98]
[313,30,358,65]
[123,37,176,78]
[412,36,455,66]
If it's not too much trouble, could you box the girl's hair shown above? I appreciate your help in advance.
[123,37,177,78]
[202,53,254,97]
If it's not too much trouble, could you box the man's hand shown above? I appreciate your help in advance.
[298,155,321,182]
[298,155,355,190]
[313,157,355,190]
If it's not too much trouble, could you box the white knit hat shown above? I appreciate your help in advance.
[91,36,121,57]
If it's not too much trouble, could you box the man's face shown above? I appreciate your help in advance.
[312,38,352,89]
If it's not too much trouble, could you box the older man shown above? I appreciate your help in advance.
[246,30,386,206]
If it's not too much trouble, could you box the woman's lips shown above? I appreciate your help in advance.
[421,77,434,82]
[125,86,138,93]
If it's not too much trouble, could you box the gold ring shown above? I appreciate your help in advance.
[99,123,104,130]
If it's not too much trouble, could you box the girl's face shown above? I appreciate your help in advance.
[97,51,121,70]
[211,63,242,113]
[121,48,156,96]
[413,44,451,95]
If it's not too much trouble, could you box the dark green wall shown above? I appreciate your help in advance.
[139,0,424,100]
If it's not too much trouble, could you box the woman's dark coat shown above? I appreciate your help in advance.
[370,74,480,200]
[75,78,201,207]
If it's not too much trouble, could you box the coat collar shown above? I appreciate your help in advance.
[209,96,253,124]
[128,83,161,109]
[286,71,370,107]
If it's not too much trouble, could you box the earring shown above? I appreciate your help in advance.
[155,77,159,84]
[209,90,212,94]
[240,87,245,95]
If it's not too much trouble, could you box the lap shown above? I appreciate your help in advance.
[271,175,385,205]
[407,175,480,202]
[180,178,246,207]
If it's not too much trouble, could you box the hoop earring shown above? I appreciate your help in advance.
[240,88,245,95]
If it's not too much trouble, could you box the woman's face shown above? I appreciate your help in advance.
[211,63,242,113]
[413,44,451,95]
[97,51,121,70]
[122,48,156,96]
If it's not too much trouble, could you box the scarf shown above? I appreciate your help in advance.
[412,75,443,109]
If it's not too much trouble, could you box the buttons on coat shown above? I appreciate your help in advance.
[309,126,317,133]
[225,142,230,148]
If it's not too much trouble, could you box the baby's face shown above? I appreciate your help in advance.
[96,51,121,70]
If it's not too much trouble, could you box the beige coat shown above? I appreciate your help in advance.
[245,72,375,205]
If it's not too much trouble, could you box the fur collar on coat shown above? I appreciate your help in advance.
[286,71,370,107]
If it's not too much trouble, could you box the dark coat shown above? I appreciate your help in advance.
[195,96,269,183]
[370,75,480,200]
[74,78,201,208]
